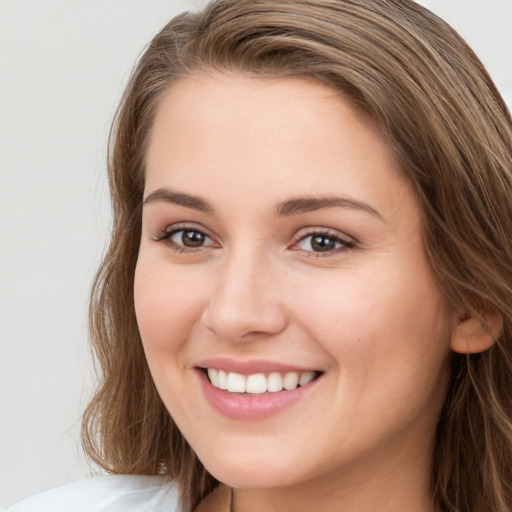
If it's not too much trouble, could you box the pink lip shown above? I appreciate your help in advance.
[195,357,317,375]
[195,367,321,421]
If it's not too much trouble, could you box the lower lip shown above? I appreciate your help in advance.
[197,369,320,421]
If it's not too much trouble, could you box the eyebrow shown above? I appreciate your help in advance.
[143,187,383,220]
[143,188,213,213]
[276,195,384,220]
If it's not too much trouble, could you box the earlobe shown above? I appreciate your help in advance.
[450,310,503,354]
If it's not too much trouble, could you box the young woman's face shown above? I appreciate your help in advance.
[135,73,458,492]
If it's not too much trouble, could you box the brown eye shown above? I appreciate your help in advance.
[170,229,214,248]
[173,230,205,247]
[310,235,336,252]
[296,231,354,254]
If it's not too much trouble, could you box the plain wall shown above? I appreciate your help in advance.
[1,0,511,508]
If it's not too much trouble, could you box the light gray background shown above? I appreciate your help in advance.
[1,0,511,508]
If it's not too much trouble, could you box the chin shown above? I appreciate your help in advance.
[208,466,301,490]
[198,445,307,489]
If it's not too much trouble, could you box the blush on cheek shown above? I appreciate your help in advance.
[135,274,207,356]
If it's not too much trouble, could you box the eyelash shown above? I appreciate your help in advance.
[292,229,355,257]
[153,224,355,256]
[153,224,215,254]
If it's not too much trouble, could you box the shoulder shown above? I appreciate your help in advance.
[5,474,182,512]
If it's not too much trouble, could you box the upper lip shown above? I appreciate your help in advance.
[195,357,320,375]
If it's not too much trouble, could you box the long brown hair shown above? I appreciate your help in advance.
[82,1,512,510]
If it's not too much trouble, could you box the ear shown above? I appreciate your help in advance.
[450,309,503,354]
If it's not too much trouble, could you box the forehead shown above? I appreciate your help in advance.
[145,72,411,217]
[148,72,384,154]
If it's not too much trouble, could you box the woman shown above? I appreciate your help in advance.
[9,0,512,511]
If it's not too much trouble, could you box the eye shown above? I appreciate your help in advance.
[170,229,214,248]
[294,230,355,254]
[154,225,217,252]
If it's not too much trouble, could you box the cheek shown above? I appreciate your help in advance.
[300,274,452,451]
[133,256,207,359]
[291,259,453,386]
[133,257,210,420]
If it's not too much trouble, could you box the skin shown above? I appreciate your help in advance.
[134,73,461,512]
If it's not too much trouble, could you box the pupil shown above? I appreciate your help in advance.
[182,230,205,247]
[311,235,335,252]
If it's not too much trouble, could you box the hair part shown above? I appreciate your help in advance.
[82,1,512,510]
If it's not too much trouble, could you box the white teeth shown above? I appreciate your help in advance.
[226,372,246,393]
[267,372,283,392]
[207,368,219,387]
[299,371,315,386]
[218,370,228,390]
[245,373,267,394]
[207,369,317,394]
[283,372,299,390]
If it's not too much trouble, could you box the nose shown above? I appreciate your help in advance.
[200,249,288,342]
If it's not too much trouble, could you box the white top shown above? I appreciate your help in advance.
[5,475,183,512]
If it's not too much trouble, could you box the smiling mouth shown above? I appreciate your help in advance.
[203,368,322,395]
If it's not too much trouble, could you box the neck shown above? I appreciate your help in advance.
[194,484,232,512]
